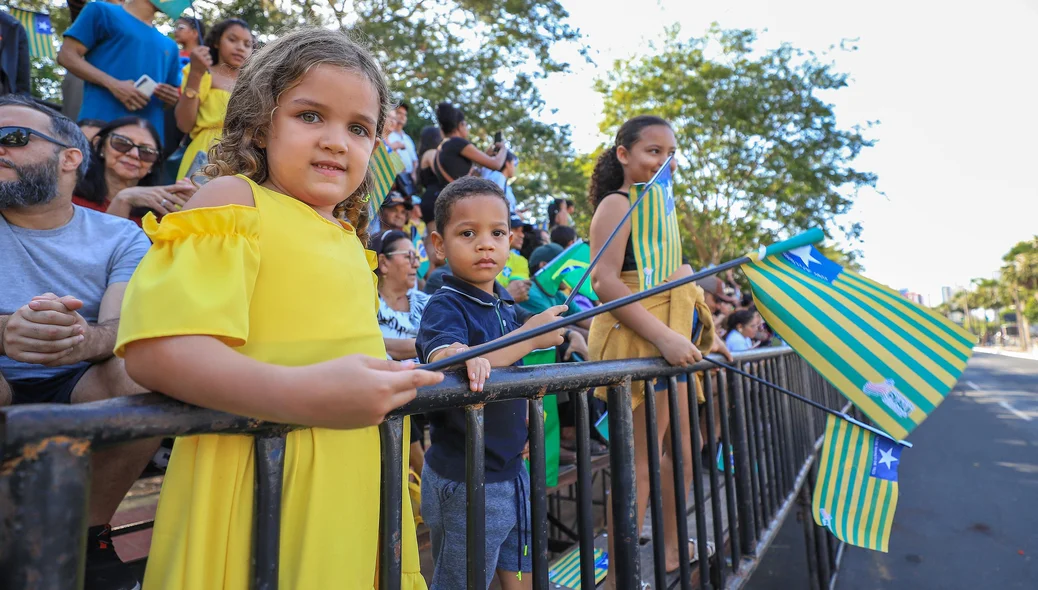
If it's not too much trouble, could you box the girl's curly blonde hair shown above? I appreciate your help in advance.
[203,28,392,245]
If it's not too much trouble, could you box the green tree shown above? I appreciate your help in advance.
[8,0,587,211]
[1000,236,1038,349]
[594,25,877,268]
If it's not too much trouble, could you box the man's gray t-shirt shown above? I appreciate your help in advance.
[0,206,151,381]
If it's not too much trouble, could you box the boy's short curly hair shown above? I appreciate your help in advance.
[433,176,509,231]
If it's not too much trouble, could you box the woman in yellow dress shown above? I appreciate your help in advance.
[117,29,442,589]
[174,19,253,182]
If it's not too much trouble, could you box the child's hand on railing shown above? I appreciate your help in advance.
[442,344,491,392]
[523,305,567,350]
[655,329,704,367]
[305,355,443,427]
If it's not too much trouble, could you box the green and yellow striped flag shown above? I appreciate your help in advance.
[11,9,56,60]
[629,164,681,291]
[368,141,405,208]
[813,415,901,552]
[744,244,973,440]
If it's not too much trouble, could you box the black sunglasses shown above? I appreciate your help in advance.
[109,133,161,163]
[0,126,72,150]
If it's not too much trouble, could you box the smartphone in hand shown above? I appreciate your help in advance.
[134,74,158,98]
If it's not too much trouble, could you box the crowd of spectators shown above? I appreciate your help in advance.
[1,4,781,588]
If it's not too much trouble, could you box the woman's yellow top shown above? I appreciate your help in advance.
[176,64,231,181]
[116,176,425,589]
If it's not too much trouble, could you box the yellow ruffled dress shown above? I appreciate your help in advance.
[176,65,230,181]
[115,176,426,590]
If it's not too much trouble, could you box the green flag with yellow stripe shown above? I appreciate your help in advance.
[11,9,56,60]
[813,414,902,552]
[743,244,973,440]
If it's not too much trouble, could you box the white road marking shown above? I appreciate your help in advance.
[998,401,1032,422]
[966,381,981,391]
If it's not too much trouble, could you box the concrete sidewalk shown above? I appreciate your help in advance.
[973,346,1038,362]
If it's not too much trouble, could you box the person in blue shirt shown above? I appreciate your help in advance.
[58,0,181,138]
[416,176,565,590]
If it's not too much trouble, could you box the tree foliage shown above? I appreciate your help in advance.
[594,24,878,268]
[7,0,586,209]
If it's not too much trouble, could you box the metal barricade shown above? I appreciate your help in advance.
[0,347,848,590]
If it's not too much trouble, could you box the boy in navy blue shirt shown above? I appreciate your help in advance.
[417,176,565,590]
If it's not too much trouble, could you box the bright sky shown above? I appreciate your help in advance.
[538,0,1037,306]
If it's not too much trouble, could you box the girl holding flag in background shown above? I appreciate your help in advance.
[586,115,716,582]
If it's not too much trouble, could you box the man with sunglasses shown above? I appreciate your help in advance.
[0,95,154,590]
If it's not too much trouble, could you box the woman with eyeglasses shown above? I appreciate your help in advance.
[73,117,196,226]
[175,18,254,182]
[372,230,430,362]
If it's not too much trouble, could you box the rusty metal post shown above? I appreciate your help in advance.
[607,379,640,589]
[1,437,90,590]
[378,418,404,590]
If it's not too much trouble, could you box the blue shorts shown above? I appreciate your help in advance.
[653,372,688,392]
[421,463,532,589]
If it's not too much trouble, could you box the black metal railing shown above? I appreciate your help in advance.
[0,347,847,590]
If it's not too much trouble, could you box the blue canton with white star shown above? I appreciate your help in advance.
[782,244,843,284]
[869,437,901,482]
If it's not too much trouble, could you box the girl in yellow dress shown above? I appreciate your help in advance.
[174,19,254,182]
[116,28,442,590]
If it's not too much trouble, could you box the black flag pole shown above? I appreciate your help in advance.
[702,357,912,447]
[561,155,674,309]
[422,228,824,374]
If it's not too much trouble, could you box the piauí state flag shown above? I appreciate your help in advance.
[368,141,405,208]
[629,163,682,291]
[743,244,973,440]
[11,9,56,60]
[533,240,598,301]
[813,415,901,552]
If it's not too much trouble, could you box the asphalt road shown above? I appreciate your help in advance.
[836,351,1038,590]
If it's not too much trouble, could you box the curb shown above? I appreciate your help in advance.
[972,347,1038,362]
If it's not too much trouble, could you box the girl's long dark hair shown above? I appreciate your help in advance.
[587,115,671,209]
[726,309,756,333]
[205,18,251,66]
[417,125,443,156]
[74,117,164,205]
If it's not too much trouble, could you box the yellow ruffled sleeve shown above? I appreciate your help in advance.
[115,206,260,356]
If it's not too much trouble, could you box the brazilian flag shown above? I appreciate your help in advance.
[813,415,901,552]
[744,244,973,440]
[532,240,598,302]
[11,9,56,60]
[523,347,560,487]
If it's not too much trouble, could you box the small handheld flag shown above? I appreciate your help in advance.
[10,9,56,60]
[367,141,405,208]
[152,0,195,20]
[628,163,681,291]
[813,414,901,552]
[744,243,974,440]
[533,240,597,301]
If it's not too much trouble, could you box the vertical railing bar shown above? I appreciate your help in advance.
[748,367,770,528]
[528,397,549,590]
[716,368,741,571]
[800,485,823,590]
[2,438,90,590]
[777,359,798,497]
[667,375,694,589]
[764,360,786,501]
[702,371,726,589]
[465,405,486,590]
[253,433,286,590]
[378,419,404,590]
[686,372,711,590]
[607,379,641,589]
[726,367,756,559]
[759,365,780,518]
[643,380,669,588]
[573,388,598,590]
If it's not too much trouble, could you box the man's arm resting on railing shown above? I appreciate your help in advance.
[124,335,443,430]
[0,315,9,357]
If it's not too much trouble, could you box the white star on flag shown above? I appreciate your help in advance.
[878,447,899,470]
[787,245,820,267]
[820,509,832,527]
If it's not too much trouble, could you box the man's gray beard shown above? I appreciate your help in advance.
[0,153,61,209]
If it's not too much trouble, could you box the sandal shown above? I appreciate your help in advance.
[667,538,716,573]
